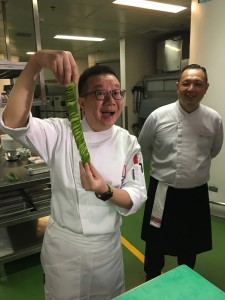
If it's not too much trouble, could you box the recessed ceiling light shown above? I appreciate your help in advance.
[54,35,105,41]
[113,0,187,13]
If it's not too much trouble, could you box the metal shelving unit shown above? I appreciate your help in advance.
[0,59,47,106]
[0,61,50,281]
[0,150,51,282]
[0,59,26,79]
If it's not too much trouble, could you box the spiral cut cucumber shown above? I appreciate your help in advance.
[66,82,91,163]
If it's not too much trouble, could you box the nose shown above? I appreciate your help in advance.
[187,83,196,91]
[187,83,195,92]
[103,91,115,102]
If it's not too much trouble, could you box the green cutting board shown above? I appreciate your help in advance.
[114,265,225,299]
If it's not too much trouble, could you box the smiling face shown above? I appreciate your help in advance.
[176,68,209,113]
[78,74,124,132]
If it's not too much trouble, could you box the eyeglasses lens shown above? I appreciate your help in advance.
[95,90,125,100]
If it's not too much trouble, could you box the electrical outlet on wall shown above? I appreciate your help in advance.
[208,185,218,193]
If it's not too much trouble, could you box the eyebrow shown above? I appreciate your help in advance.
[93,84,121,89]
[182,79,204,83]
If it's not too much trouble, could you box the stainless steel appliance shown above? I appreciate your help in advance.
[138,73,179,130]
[0,134,21,161]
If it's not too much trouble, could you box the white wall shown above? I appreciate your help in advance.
[190,0,225,200]
[120,37,155,132]
[88,51,120,67]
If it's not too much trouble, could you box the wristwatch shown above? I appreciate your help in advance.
[95,185,113,201]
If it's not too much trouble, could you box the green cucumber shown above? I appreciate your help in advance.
[66,82,91,163]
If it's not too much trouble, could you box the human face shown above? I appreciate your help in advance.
[78,74,124,132]
[176,68,209,113]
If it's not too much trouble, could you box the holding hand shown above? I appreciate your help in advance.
[29,50,79,85]
[79,161,109,195]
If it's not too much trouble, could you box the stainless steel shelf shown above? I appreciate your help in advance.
[0,216,49,264]
[0,60,26,79]
[0,150,51,281]
[0,203,50,227]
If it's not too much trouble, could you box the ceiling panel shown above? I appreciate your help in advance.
[0,0,191,61]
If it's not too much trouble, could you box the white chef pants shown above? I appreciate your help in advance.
[41,218,125,300]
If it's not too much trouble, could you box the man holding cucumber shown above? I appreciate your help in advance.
[0,50,147,300]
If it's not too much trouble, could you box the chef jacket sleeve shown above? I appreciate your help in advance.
[138,113,155,164]
[211,117,223,158]
[116,142,147,216]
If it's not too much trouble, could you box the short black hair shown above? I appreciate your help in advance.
[78,64,118,96]
[178,64,208,83]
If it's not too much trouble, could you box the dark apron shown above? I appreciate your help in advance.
[141,176,212,255]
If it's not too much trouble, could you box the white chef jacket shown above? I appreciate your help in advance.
[0,112,147,299]
[138,100,223,188]
[0,114,147,235]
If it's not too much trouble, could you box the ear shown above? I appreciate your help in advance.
[205,82,209,92]
[78,97,85,112]
[176,81,179,93]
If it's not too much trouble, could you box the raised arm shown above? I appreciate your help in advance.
[3,50,79,128]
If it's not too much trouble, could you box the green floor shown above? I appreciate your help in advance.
[122,207,225,292]
[0,211,224,299]
[0,162,225,299]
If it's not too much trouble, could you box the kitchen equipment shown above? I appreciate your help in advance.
[4,151,20,161]
[0,134,22,161]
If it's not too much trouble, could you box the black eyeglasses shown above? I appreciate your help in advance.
[81,89,126,101]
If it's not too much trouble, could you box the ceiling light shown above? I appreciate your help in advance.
[54,35,105,41]
[113,0,187,13]
[26,52,35,55]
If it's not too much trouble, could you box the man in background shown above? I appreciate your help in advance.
[139,64,223,280]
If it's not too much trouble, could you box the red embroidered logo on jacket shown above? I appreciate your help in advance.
[133,154,138,164]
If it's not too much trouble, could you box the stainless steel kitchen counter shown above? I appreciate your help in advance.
[0,150,50,193]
